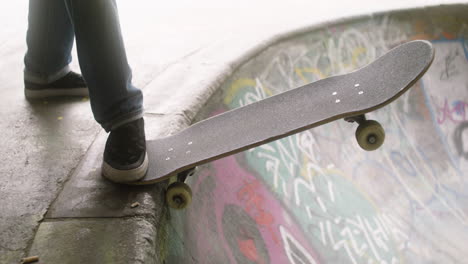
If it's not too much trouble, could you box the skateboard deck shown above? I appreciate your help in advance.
[132,40,434,186]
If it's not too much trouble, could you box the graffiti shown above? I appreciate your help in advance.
[440,48,462,80]
[289,153,409,264]
[216,38,468,263]
[170,7,468,264]
[182,155,320,264]
[237,179,279,244]
[390,151,418,178]
[460,24,468,58]
[453,122,468,160]
[222,204,270,264]
[280,226,317,264]
[437,99,468,124]
[216,34,468,262]
[318,214,408,264]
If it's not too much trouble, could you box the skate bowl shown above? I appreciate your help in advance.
[165,4,468,263]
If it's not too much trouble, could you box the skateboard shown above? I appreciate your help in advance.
[130,40,434,210]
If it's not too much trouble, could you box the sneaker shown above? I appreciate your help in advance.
[102,118,148,183]
[24,71,88,99]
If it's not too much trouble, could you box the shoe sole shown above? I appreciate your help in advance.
[102,152,149,183]
[25,87,89,99]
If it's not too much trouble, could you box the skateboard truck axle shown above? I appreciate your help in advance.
[367,134,378,144]
[172,195,185,206]
[166,181,193,210]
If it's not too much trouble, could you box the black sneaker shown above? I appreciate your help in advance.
[24,71,88,99]
[102,118,148,183]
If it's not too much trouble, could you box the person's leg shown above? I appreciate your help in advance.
[24,0,87,99]
[64,0,147,182]
[63,0,143,131]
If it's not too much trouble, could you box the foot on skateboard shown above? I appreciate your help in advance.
[102,118,149,183]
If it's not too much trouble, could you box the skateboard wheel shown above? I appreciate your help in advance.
[355,120,385,151]
[166,182,192,210]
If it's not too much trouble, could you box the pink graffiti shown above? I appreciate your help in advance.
[237,179,279,244]
[437,99,468,124]
[190,155,320,264]
[238,238,264,264]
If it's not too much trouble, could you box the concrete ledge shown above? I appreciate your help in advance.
[33,113,188,264]
[28,217,161,264]
[46,114,188,219]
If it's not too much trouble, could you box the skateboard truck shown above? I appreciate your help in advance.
[345,114,385,151]
[165,167,196,209]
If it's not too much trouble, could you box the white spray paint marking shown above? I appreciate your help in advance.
[320,221,327,246]
[316,196,327,213]
[328,181,336,202]
[280,226,318,264]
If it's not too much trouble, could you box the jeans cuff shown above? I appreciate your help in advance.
[104,109,144,132]
[24,65,71,84]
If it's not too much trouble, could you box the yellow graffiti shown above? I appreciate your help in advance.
[295,46,369,83]
[224,78,273,105]
[351,47,367,64]
[295,68,326,84]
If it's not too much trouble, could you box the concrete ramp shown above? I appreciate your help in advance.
[167,5,468,264]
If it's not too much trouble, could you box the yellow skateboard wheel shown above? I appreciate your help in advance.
[166,182,192,209]
[355,120,385,151]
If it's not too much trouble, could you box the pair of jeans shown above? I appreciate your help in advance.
[24,0,143,131]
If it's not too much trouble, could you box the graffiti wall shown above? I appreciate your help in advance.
[167,5,468,264]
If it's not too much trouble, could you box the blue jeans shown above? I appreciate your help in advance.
[24,0,143,131]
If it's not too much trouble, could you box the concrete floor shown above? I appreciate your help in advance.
[0,1,466,263]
